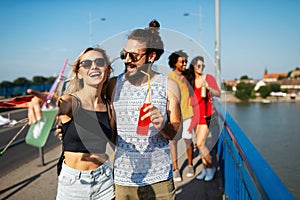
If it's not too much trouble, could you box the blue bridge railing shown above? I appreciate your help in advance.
[214,99,295,200]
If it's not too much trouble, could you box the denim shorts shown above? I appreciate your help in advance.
[56,160,114,200]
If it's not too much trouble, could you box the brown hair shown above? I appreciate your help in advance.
[128,25,164,61]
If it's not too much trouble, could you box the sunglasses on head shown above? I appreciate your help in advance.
[79,58,107,69]
[120,49,147,62]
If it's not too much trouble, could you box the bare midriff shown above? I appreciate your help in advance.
[64,151,108,170]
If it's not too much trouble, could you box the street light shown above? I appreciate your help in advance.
[215,0,221,88]
[89,12,106,46]
[184,1,221,88]
[183,6,202,43]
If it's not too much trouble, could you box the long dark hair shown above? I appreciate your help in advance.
[186,56,204,89]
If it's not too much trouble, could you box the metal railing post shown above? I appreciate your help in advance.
[39,147,45,166]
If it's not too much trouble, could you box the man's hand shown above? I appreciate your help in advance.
[141,104,165,130]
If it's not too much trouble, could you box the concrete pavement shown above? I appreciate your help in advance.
[0,139,223,200]
[0,144,61,200]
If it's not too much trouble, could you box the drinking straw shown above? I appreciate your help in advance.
[42,58,68,108]
[141,70,151,102]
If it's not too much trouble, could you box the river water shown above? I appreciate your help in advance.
[224,102,300,199]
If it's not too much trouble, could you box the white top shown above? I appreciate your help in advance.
[113,73,172,186]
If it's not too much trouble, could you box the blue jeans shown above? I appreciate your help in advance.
[56,160,114,200]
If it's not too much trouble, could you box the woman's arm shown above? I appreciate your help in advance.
[206,74,221,97]
[27,89,72,124]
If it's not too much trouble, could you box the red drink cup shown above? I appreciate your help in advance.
[137,103,151,135]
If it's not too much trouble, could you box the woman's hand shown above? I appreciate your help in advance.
[27,89,48,125]
[55,123,63,141]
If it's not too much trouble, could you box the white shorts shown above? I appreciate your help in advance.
[182,118,193,139]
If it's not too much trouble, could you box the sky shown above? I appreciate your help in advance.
[0,0,299,83]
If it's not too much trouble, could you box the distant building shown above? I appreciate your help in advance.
[225,68,300,94]
[280,79,300,90]
[254,80,266,91]
[290,69,300,79]
[224,80,237,91]
[263,73,288,82]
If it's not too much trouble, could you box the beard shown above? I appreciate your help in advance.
[124,63,151,84]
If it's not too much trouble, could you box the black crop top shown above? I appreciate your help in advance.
[62,106,113,154]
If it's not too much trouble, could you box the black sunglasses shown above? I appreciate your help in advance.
[120,49,147,62]
[79,58,107,69]
[197,64,205,68]
[181,60,188,65]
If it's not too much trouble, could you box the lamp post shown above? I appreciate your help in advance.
[89,12,106,46]
[184,1,221,88]
[215,0,221,88]
[183,6,202,43]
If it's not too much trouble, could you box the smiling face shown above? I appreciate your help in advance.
[78,50,109,87]
[123,39,149,78]
[175,56,188,74]
[194,59,205,75]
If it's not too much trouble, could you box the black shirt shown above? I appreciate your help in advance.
[62,107,112,154]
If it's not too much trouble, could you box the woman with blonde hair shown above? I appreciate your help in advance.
[28,47,116,199]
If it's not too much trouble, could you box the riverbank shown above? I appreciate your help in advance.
[221,92,300,103]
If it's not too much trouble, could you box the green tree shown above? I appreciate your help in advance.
[258,85,271,98]
[277,76,286,80]
[240,75,250,80]
[235,82,255,101]
[13,77,32,86]
[222,82,232,92]
[269,83,281,92]
[46,76,56,84]
[32,76,48,84]
[0,81,14,88]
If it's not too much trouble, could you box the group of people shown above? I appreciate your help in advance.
[27,20,220,200]
[167,50,221,183]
